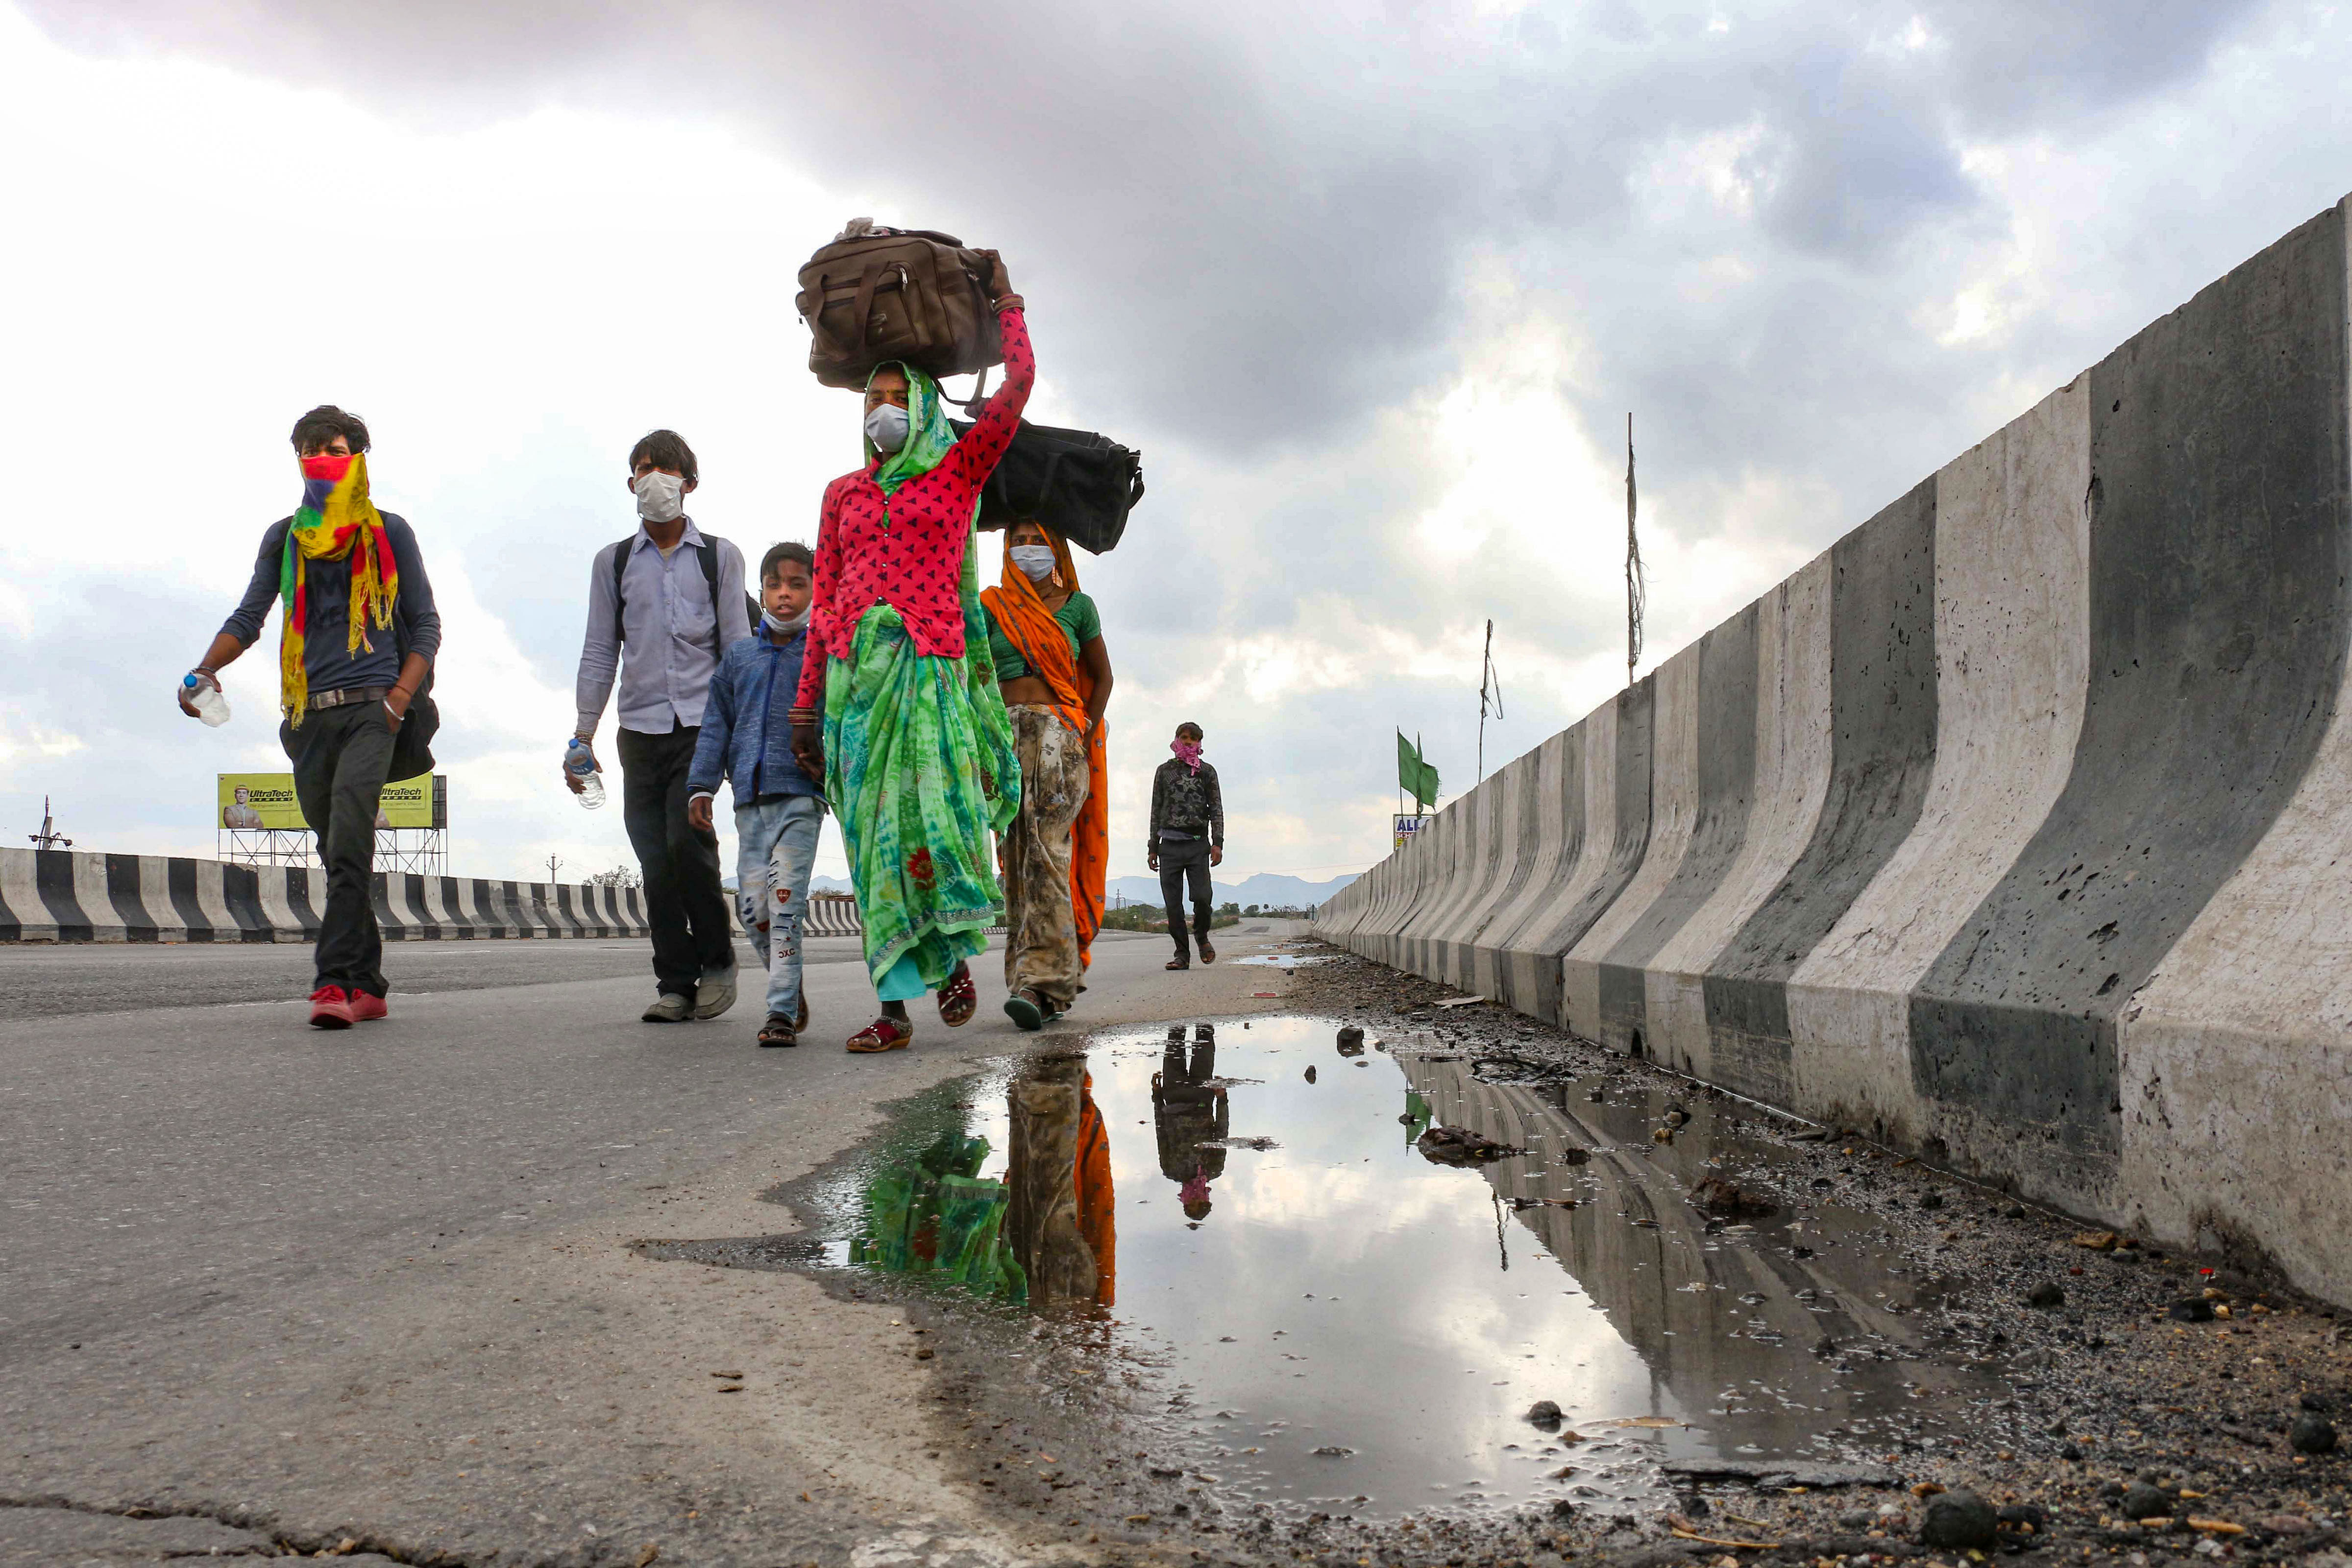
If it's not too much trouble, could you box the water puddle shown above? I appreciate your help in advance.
[1231,953,1334,969]
[653,1016,2025,1526]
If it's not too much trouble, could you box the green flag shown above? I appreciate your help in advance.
[1396,731,1440,811]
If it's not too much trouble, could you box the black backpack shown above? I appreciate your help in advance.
[949,419,1145,556]
[609,533,760,647]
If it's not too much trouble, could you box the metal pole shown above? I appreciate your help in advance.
[1626,412,1643,687]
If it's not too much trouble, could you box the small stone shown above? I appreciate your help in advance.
[1526,1400,1564,1428]
[2074,1231,2120,1251]
[2061,1443,2084,1461]
[1918,1192,1944,1211]
[2027,1281,2067,1309]
[1839,1512,1875,1530]
[2288,1414,2338,1454]
[2260,1515,2314,1535]
[2301,1393,2338,1414]
[1311,1445,1355,1457]
[2006,1204,2028,1220]
[1337,1026,1365,1047]
[2120,1483,2172,1521]
[1304,1066,1318,1083]
[1919,1489,1999,1550]
[2168,1298,2216,1323]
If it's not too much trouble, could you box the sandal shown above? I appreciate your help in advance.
[936,963,978,1028]
[1166,956,1191,971]
[758,1012,799,1048]
[846,1016,914,1053]
[1004,986,1047,1032]
[1197,938,1217,965]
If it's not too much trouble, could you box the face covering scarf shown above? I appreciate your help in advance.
[1172,738,1203,773]
[280,452,397,724]
[862,361,959,498]
[634,470,686,523]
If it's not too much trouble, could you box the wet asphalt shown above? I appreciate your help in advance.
[0,923,1311,1568]
[7,927,2347,1568]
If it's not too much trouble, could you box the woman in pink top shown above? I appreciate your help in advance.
[790,252,1029,1053]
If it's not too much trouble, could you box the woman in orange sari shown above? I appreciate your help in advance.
[979,520,1112,1029]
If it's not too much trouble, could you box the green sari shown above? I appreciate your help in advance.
[825,364,1020,999]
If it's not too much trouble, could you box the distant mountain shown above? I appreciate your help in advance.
[1104,870,1358,911]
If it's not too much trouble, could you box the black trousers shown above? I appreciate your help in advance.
[1158,838,1215,957]
[283,702,395,996]
[618,722,735,997]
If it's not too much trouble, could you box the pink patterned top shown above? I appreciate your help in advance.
[795,304,1033,709]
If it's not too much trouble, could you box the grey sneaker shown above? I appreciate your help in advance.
[692,969,738,1020]
[642,992,693,1023]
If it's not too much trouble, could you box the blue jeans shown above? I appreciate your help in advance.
[733,793,823,1020]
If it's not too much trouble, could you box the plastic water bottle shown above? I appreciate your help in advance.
[181,673,230,728]
[566,737,605,809]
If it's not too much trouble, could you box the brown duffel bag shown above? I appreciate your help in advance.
[797,219,1003,390]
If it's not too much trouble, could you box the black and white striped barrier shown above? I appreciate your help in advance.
[803,897,864,938]
[0,849,648,943]
[1321,191,2352,1307]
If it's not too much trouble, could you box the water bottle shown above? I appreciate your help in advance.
[566,737,605,809]
[181,673,230,728]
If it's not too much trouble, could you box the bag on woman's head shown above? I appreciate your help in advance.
[951,418,1145,556]
[797,220,1003,389]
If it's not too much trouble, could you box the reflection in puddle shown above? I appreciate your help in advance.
[1232,953,1334,968]
[792,1018,2017,1522]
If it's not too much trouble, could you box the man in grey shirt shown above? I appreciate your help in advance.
[571,429,751,1024]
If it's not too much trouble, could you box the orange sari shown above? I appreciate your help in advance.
[980,529,1109,965]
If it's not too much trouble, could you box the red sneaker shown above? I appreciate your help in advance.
[348,990,388,1023]
[309,985,358,1029]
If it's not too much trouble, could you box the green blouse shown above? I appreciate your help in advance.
[986,590,1102,683]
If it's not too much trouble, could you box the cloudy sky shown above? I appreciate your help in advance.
[2,0,2345,888]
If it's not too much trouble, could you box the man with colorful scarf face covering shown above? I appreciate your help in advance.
[981,519,1114,1029]
[1148,722,1225,970]
[181,405,441,1029]
[788,250,1029,1053]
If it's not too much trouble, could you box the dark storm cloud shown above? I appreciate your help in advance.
[20,0,2271,470]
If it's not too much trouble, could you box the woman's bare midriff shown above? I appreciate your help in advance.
[999,675,1058,707]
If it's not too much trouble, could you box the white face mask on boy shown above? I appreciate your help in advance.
[864,403,909,455]
[634,470,686,523]
[1009,544,1057,581]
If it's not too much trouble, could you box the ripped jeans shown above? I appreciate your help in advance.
[733,792,824,1022]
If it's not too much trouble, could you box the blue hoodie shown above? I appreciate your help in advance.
[686,626,822,806]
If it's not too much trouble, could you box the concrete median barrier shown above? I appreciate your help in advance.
[1320,193,2352,1303]
[0,848,656,944]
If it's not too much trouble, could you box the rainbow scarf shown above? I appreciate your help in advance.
[280,452,398,724]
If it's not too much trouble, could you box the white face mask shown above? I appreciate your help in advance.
[634,470,686,523]
[1009,544,1057,582]
[762,605,810,636]
[864,402,909,454]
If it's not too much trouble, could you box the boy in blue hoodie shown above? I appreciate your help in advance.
[687,542,823,1046]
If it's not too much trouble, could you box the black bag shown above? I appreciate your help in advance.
[389,673,438,781]
[950,419,1145,556]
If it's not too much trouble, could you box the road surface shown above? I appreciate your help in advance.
[0,922,1313,1567]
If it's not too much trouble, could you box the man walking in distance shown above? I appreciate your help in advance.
[570,429,752,1023]
[179,405,441,1029]
[1147,721,1225,971]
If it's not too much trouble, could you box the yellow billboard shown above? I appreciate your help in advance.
[219,773,441,830]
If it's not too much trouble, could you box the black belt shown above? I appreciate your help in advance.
[307,686,392,711]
